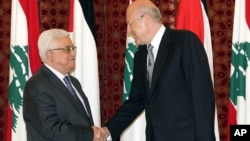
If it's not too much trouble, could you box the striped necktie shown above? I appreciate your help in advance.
[63,76,89,116]
[147,44,154,88]
[63,76,78,99]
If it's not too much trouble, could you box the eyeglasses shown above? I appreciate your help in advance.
[127,14,145,27]
[49,46,77,53]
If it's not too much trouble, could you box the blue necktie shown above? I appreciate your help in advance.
[63,76,89,116]
[147,44,154,88]
[63,76,90,117]
[63,76,78,99]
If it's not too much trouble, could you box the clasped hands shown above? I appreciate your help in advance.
[92,126,111,141]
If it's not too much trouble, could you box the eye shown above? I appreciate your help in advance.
[49,46,77,53]
[65,46,77,53]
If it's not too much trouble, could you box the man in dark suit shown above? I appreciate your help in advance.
[102,0,216,141]
[23,29,107,141]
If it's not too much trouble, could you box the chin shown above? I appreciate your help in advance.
[69,69,75,74]
[69,66,75,73]
[134,41,139,46]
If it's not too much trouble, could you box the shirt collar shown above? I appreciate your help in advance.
[149,25,166,56]
[44,63,67,82]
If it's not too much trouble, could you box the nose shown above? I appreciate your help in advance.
[127,25,132,36]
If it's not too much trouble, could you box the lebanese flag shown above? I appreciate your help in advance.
[176,0,220,141]
[68,0,101,126]
[228,0,250,141]
[120,0,146,141]
[7,0,40,141]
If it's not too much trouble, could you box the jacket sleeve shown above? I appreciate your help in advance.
[105,62,145,140]
[181,31,216,141]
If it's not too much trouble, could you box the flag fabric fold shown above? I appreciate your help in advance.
[7,0,40,141]
[68,0,101,126]
[176,0,220,141]
[228,0,250,140]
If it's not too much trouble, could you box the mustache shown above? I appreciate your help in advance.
[68,56,75,60]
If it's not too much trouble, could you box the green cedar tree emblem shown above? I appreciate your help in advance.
[230,42,250,105]
[9,45,29,132]
[123,42,138,101]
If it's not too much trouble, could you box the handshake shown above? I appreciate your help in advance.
[92,126,112,141]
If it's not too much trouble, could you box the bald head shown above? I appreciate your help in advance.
[125,0,163,45]
[128,0,157,10]
[126,0,162,23]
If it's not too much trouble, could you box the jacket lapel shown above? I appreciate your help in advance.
[41,65,91,120]
[151,28,171,94]
[70,77,94,125]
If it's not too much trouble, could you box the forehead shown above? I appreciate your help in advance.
[126,4,139,19]
[54,36,73,45]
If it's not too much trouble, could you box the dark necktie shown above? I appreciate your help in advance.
[63,76,78,98]
[147,44,154,88]
[63,76,89,116]
[63,76,88,113]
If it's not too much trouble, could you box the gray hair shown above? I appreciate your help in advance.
[38,28,69,61]
[138,4,162,23]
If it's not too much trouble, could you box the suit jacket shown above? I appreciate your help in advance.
[106,27,216,141]
[23,65,94,141]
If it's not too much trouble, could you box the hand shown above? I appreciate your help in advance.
[92,126,109,141]
[101,127,111,140]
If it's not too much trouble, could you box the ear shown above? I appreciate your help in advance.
[46,50,51,59]
[143,14,150,20]
[142,14,151,26]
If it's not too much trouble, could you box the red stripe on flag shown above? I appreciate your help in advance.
[175,0,204,43]
[6,106,12,141]
[228,102,237,124]
[68,0,74,32]
[246,0,250,29]
[20,0,41,74]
